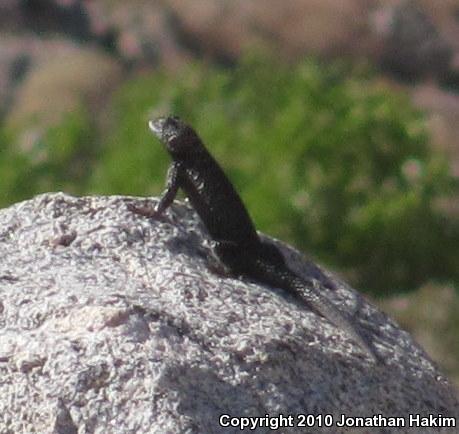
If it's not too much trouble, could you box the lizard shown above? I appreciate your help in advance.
[134,115,378,362]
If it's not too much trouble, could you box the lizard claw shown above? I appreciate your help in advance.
[127,203,171,223]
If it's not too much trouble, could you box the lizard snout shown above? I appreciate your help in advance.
[148,117,167,137]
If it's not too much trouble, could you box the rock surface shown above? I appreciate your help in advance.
[372,0,453,80]
[0,193,457,434]
[162,0,372,62]
[6,45,123,130]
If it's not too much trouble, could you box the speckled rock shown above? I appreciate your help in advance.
[0,193,457,434]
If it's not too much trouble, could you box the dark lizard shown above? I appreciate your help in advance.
[137,115,378,362]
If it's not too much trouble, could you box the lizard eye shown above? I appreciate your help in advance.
[149,115,200,154]
[149,116,182,142]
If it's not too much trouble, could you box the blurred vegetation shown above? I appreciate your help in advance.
[0,107,96,205]
[1,55,458,294]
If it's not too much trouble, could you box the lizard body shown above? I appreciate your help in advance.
[151,119,259,248]
[146,116,377,361]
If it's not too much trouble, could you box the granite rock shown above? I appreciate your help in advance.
[0,193,457,433]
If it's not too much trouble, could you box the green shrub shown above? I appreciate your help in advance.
[1,55,457,293]
[0,107,95,205]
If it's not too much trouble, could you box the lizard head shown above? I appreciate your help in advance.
[149,116,202,155]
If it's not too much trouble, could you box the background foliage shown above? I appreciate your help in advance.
[1,55,458,294]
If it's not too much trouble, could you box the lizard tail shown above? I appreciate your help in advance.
[277,270,379,362]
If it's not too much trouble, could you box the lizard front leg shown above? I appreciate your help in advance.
[128,162,182,219]
[155,162,182,215]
